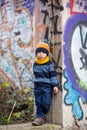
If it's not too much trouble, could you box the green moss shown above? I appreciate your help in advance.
[79,80,87,91]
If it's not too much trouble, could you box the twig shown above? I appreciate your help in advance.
[6,101,16,130]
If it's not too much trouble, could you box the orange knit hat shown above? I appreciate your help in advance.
[36,41,50,55]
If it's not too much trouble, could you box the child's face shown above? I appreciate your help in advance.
[36,51,47,59]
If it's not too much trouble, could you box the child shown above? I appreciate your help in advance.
[32,40,59,126]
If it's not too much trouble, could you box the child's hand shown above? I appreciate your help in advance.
[53,87,58,94]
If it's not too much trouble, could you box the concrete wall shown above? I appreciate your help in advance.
[0,0,87,129]
[0,0,63,126]
[62,0,87,129]
[0,0,35,88]
[34,0,63,126]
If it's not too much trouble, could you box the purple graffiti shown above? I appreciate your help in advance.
[66,2,70,8]
[23,0,35,15]
[63,13,87,99]
[84,5,87,11]
[0,0,5,6]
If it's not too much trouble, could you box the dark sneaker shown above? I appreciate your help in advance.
[32,118,46,126]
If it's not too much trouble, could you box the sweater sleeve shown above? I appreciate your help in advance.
[49,62,59,87]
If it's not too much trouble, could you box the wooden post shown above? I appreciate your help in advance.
[47,90,62,126]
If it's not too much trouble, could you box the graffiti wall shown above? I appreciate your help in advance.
[0,0,35,88]
[0,0,63,125]
[34,0,63,124]
[0,0,62,89]
[35,0,63,91]
[63,0,87,129]
[1,0,87,128]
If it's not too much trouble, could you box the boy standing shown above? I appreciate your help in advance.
[32,40,59,126]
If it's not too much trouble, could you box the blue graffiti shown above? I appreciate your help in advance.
[76,0,87,11]
[0,0,5,6]
[64,69,87,120]
[23,0,35,15]
[66,2,70,8]
[84,5,87,11]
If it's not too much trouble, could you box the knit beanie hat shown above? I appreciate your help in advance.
[35,40,50,56]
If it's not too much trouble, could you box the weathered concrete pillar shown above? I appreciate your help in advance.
[34,0,63,126]
[47,91,62,126]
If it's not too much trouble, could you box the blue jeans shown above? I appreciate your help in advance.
[34,83,52,118]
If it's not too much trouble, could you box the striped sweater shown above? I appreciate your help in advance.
[33,61,58,87]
